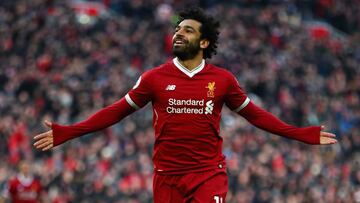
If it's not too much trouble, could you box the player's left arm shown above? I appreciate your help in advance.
[224,72,336,145]
[237,101,337,145]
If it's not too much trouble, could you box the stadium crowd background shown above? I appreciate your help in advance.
[0,0,359,202]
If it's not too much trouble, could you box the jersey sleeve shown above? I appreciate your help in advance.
[239,101,321,144]
[225,74,250,112]
[125,72,153,110]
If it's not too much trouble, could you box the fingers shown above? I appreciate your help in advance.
[42,144,54,151]
[44,120,52,128]
[320,135,338,145]
[33,130,54,151]
[34,139,53,151]
[34,131,51,140]
[320,126,337,145]
[320,131,336,138]
[33,135,51,147]
[35,140,52,149]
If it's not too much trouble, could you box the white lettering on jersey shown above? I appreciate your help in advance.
[214,195,223,203]
[166,98,214,115]
[205,100,214,114]
[168,98,204,106]
[166,85,176,91]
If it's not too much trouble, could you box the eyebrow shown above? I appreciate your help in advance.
[176,25,197,32]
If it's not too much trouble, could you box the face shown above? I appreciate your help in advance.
[172,19,207,60]
[19,161,30,176]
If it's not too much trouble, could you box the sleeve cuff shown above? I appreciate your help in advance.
[52,123,67,146]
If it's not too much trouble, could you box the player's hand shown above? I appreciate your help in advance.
[33,120,54,151]
[320,126,337,145]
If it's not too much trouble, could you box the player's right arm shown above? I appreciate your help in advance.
[33,97,135,150]
[34,73,153,151]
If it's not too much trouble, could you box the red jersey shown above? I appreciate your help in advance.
[52,58,321,175]
[9,175,42,203]
[126,58,249,174]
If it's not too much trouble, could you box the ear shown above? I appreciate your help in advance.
[200,39,210,49]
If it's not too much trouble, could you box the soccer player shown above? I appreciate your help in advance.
[8,161,42,203]
[34,7,337,203]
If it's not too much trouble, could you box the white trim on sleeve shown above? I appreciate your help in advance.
[234,97,250,112]
[125,94,140,110]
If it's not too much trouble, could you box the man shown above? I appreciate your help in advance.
[8,161,42,203]
[34,7,337,203]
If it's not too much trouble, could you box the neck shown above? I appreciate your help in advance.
[177,53,204,71]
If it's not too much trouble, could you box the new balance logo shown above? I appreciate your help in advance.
[166,85,176,91]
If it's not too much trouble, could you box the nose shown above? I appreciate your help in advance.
[174,34,184,39]
[175,27,186,36]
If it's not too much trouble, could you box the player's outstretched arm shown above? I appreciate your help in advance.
[238,101,337,145]
[34,97,136,151]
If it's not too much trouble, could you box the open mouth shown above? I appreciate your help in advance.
[173,38,187,46]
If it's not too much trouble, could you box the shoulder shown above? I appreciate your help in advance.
[33,178,42,188]
[142,63,170,78]
[207,63,242,89]
[140,62,173,85]
[33,176,41,184]
[8,177,18,187]
[207,63,236,79]
[134,62,170,88]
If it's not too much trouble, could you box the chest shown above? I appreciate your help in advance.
[157,72,227,95]
[14,181,39,192]
[152,72,228,113]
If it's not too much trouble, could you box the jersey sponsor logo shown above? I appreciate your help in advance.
[18,191,37,200]
[206,81,216,98]
[165,84,176,91]
[166,98,214,115]
[205,100,214,114]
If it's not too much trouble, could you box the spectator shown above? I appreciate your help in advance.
[0,0,359,202]
[7,161,43,203]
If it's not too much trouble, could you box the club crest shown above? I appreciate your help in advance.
[206,82,216,98]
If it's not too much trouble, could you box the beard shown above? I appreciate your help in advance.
[172,38,201,61]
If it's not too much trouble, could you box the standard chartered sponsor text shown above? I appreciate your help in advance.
[167,98,212,114]
[168,98,204,106]
[166,106,204,114]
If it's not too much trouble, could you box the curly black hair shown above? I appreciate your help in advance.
[176,7,220,59]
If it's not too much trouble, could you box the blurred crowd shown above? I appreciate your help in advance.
[0,0,359,202]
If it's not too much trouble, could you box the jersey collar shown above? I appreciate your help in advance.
[17,174,34,186]
[173,57,205,78]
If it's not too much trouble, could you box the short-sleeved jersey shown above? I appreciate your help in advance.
[126,58,250,174]
[9,175,42,203]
